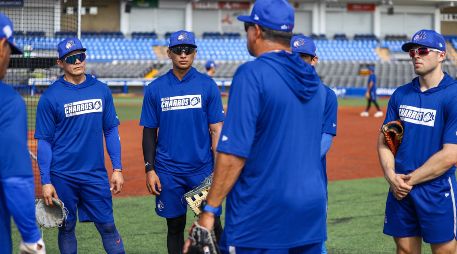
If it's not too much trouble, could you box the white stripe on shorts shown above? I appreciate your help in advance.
[448,177,457,237]
[229,246,236,254]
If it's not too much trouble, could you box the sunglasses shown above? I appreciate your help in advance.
[170,46,196,55]
[244,22,255,32]
[63,52,86,64]
[408,47,442,58]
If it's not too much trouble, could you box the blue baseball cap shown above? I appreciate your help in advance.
[237,0,294,32]
[169,30,197,48]
[205,60,216,70]
[0,13,22,54]
[401,29,446,52]
[367,65,375,71]
[57,37,86,59]
[291,35,316,57]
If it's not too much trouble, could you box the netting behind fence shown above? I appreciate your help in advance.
[1,0,78,197]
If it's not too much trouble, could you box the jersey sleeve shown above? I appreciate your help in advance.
[217,64,261,158]
[0,94,33,178]
[322,88,338,136]
[34,94,57,141]
[383,90,400,124]
[103,86,120,131]
[140,84,160,128]
[443,95,457,144]
[207,79,225,124]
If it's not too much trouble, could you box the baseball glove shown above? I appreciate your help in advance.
[187,222,220,254]
[184,173,213,216]
[35,198,67,228]
[381,120,404,156]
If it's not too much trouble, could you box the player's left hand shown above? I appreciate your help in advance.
[110,170,124,195]
[183,212,216,254]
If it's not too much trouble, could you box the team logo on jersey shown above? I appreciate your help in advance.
[64,99,103,117]
[398,105,436,127]
[65,40,75,49]
[161,94,202,111]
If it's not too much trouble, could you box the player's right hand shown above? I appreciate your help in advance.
[42,184,59,206]
[388,174,412,200]
[146,170,162,195]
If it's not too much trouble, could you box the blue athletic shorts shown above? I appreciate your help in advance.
[383,174,457,243]
[51,175,114,223]
[0,182,12,254]
[155,168,212,218]
[219,243,322,254]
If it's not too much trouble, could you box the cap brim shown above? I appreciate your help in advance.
[401,42,423,52]
[169,43,197,48]
[9,43,22,55]
[60,48,87,59]
[237,15,254,24]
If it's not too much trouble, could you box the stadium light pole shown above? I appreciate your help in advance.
[77,0,82,39]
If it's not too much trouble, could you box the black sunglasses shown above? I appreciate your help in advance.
[63,52,86,64]
[244,22,255,32]
[170,45,196,55]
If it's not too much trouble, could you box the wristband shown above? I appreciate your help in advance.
[201,200,222,216]
[145,162,154,173]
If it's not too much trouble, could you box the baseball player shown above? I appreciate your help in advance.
[378,29,457,253]
[0,12,46,254]
[140,30,225,254]
[205,60,216,77]
[291,34,338,254]
[183,0,327,253]
[35,37,125,254]
[360,65,383,118]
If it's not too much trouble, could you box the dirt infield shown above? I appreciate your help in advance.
[107,106,385,197]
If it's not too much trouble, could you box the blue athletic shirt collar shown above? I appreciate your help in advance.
[411,72,456,94]
[167,67,197,84]
[58,74,97,89]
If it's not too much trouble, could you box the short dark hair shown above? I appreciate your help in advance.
[259,26,293,47]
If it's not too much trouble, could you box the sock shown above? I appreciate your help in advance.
[58,220,77,254]
[166,215,186,254]
[94,222,125,254]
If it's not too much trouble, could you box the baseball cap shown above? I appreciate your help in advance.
[205,60,216,70]
[291,35,316,57]
[0,13,22,54]
[237,0,294,32]
[169,30,197,48]
[401,29,446,52]
[57,37,86,59]
[367,65,375,71]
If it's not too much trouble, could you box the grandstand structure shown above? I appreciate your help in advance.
[2,0,457,94]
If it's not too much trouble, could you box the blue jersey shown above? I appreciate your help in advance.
[368,74,377,96]
[0,82,33,178]
[34,75,119,183]
[140,67,224,175]
[384,73,457,177]
[323,85,337,136]
[217,51,327,248]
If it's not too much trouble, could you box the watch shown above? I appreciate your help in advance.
[201,200,222,216]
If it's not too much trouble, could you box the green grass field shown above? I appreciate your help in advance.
[15,95,433,253]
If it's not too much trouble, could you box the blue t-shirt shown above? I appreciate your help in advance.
[322,85,338,188]
[34,74,119,183]
[0,82,33,178]
[217,51,327,248]
[368,73,377,96]
[323,85,338,136]
[384,73,457,178]
[140,67,224,175]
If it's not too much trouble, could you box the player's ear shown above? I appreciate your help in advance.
[167,48,172,59]
[56,58,64,68]
[0,39,7,56]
